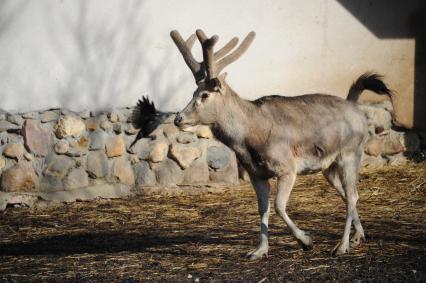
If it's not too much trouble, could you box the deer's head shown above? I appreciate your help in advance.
[171,29,255,128]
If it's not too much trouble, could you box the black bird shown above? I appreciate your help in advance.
[130,96,173,148]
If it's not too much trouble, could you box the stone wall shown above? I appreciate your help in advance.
[0,101,424,198]
[359,101,424,168]
[0,108,239,196]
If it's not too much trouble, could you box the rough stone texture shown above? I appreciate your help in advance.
[125,124,138,135]
[85,117,98,131]
[24,152,33,161]
[149,128,164,140]
[152,159,184,185]
[149,140,168,163]
[44,155,75,178]
[111,157,135,186]
[54,140,69,154]
[195,125,214,139]
[382,132,406,156]
[87,151,109,178]
[4,134,23,144]
[100,120,113,131]
[1,163,38,192]
[0,183,133,210]
[364,138,384,157]
[66,136,89,157]
[163,124,179,140]
[74,156,87,168]
[129,154,140,164]
[7,114,24,126]
[129,138,151,160]
[362,154,387,169]
[207,146,231,170]
[55,115,86,138]
[22,112,39,119]
[1,102,421,201]
[176,132,197,144]
[0,157,5,171]
[113,123,122,134]
[89,130,106,151]
[64,167,89,190]
[108,111,125,123]
[134,161,156,186]
[40,111,60,123]
[183,155,209,184]
[31,157,44,177]
[79,110,91,119]
[365,135,405,157]
[359,103,393,134]
[3,143,23,160]
[105,135,125,158]
[0,111,6,121]
[169,144,201,169]
[0,121,20,132]
[209,153,239,184]
[22,120,53,157]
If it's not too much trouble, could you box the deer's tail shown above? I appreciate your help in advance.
[346,72,392,102]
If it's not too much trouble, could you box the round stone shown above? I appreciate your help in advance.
[54,140,69,154]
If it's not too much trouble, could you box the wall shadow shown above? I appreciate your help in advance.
[0,230,249,257]
[337,0,426,130]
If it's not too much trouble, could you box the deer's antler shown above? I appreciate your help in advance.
[170,30,205,83]
[196,29,256,80]
[216,31,256,75]
[171,29,256,83]
[196,29,219,81]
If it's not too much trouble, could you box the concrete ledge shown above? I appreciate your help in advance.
[0,183,133,211]
[135,183,250,196]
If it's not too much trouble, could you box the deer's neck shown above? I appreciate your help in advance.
[212,87,268,148]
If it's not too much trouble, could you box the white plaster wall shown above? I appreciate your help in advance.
[0,0,414,113]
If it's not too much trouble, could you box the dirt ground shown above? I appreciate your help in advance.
[0,164,425,282]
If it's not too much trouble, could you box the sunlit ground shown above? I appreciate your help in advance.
[0,163,425,282]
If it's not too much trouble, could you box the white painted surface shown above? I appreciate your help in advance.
[0,0,414,112]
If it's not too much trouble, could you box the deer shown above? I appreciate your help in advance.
[170,29,392,260]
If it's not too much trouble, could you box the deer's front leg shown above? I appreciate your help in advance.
[247,176,270,260]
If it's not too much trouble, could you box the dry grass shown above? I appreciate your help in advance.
[0,163,425,282]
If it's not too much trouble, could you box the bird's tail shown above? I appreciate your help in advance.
[130,96,173,147]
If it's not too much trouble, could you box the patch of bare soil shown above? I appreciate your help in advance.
[0,164,425,282]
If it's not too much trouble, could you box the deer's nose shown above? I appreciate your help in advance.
[174,114,183,127]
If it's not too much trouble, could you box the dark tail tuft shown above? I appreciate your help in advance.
[347,72,392,102]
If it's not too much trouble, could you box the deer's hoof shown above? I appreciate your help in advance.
[297,232,313,251]
[331,241,349,256]
[350,232,366,248]
[246,247,268,260]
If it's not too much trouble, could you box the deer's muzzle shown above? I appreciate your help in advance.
[174,113,183,127]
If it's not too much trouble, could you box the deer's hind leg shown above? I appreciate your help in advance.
[323,163,365,248]
[325,152,365,255]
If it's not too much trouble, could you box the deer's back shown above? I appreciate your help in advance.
[254,93,366,141]
[249,93,367,175]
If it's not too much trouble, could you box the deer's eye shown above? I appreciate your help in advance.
[201,92,209,101]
